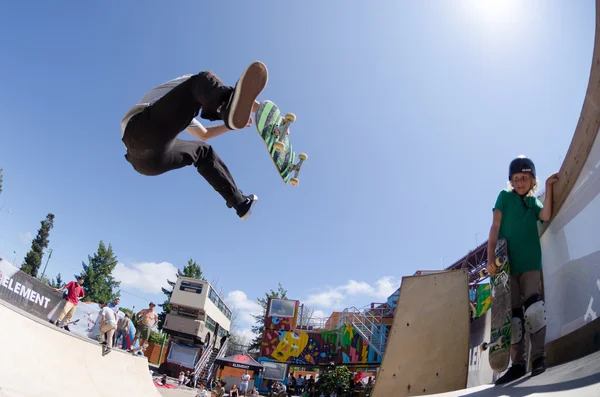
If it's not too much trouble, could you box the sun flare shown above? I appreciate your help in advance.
[470,0,521,24]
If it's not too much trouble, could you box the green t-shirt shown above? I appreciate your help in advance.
[493,189,543,275]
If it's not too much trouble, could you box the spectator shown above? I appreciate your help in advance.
[129,302,158,354]
[295,375,305,396]
[107,297,120,345]
[240,370,251,396]
[52,276,85,327]
[197,383,209,397]
[114,312,131,349]
[215,380,226,397]
[98,300,118,349]
[220,332,230,350]
[230,384,239,397]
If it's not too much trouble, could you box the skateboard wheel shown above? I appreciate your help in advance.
[274,142,285,152]
[299,153,308,161]
[285,113,296,123]
[290,178,299,186]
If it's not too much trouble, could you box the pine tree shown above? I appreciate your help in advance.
[249,283,287,352]
[49,273,64,289]
[158,258,205,330]
[20,213,55,277]
[79,240,121,303]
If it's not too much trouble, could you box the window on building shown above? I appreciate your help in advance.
[268,298,296,318]
[208,286,232,320]
[206,315,216,332]
[179,280,204,294]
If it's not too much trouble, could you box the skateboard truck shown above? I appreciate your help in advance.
[479,255,507,279]
[480,336,505,352]
[289,153,308,186]
[273,112,296,153]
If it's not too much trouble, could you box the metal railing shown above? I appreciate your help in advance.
[339,306,387,357]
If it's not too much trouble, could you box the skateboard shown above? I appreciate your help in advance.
[479,237,512,372]
[59,318,80,332]
[255,100,308,186]
[130,342,149,355]
[102,344,112,356]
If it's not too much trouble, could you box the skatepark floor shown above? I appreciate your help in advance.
[424,349,600,396]
[2,296,598,397]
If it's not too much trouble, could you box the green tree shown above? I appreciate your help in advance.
[315,366,353,395]
[20,214,55,277]
[158,258,205,330]
[248,283,287,352]
[49,273,64,289]
[79,240,121,303]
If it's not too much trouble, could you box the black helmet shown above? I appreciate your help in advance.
[509,156,536,181]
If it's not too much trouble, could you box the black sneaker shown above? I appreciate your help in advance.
[495,364,526,385]
[235,194,258,220]
[531,357,546,377]
[220,61,268,130]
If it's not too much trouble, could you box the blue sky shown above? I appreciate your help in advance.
[0,0,594,340]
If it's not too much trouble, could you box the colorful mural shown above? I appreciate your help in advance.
[259,297,387,368]
[470,283,491,318]
[260,322,382,366]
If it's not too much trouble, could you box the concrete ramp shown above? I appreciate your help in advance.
[372,269,471,397]
[0,299,161,397]
[418,350,600,396]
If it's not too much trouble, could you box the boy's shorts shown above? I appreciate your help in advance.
[239,384,248,393]
[135,324,151,340]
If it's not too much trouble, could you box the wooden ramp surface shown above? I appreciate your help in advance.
[372,269,470,397]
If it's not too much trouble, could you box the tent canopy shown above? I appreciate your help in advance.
[214,353,264,372]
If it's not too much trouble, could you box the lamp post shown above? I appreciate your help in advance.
[12,250,17,265]
[40,248,53,281]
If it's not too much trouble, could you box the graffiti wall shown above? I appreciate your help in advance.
[259,298,382,366]
[469,283,491,319]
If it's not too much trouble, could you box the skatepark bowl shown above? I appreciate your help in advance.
[4,1,600,396]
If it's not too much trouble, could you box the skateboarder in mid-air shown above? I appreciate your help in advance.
[486,155,558,384]
[120,61,268,220]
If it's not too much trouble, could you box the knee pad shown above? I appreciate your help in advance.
[524,293,546,334]
[511,308,524,345]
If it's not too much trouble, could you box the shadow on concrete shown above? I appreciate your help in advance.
[458,372,600,397]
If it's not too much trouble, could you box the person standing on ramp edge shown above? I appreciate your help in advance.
[121,61,268,220]
[486,155,558,384]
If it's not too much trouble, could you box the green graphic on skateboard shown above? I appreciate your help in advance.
[480,237,512,373]
[255,100,308,186]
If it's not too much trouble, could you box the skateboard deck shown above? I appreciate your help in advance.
[255,100,307,186]
[480,237,512,372]
[59,318,79,332]
[102,344,112,356]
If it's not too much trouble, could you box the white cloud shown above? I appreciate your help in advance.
[304,290,345,308]
[19,232,32,244]
[312,309,328,319]
[237,328,255,344]
[225,290,265,344]
[113,261,178,294]
[304,277,400,310]
[225,290,263,327]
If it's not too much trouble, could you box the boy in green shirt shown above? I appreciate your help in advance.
[487,155,558,384]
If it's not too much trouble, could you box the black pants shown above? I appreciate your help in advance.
[122,72,244,207]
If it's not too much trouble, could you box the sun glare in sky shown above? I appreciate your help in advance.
[470,0,522,24]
